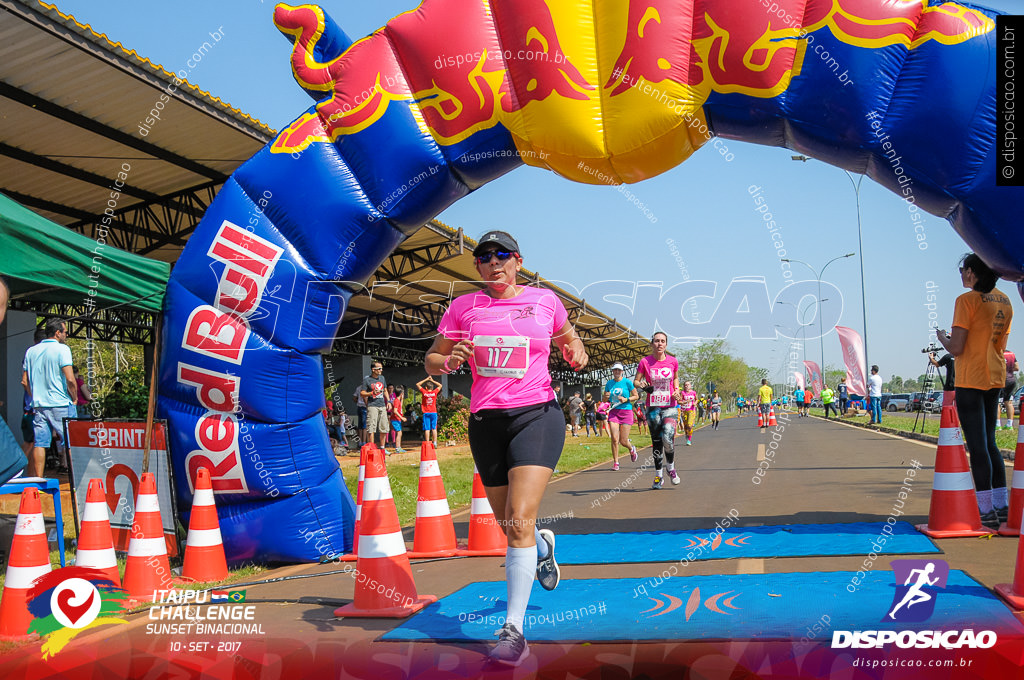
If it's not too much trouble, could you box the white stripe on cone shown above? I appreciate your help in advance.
[471,497,494,515]
[193,488,215,506]
[185,528,223,547]
[361,478,394,502]
[3,564,51,588]
[932,471,974,491]
[938,428,964,447]
[357,531,407,558]
[417,498,452,518]
[127,537,168,557]
[419,460,441,477]
[82,502,110,522]
[1017,425,1024,445]
[76,547,117,567]
[14,513,45,535]
[1013,469,1024,489]
[355,505,361,520]
[358,466,365,482]
[136,494,161,513]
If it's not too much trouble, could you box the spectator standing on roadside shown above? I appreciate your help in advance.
[1002,349,1019,429]
[73,366,92,418]
[353,384,368,444]
[360,361,389,449]
[390,387,407,454]
[868,366,883,424]
[837,378,849,415]
[583,393,597,437]
[936,253,1013,529]
[22,318,77,476]
[0,279,27,485]
[416,376,441,445]
[567,391,584,437]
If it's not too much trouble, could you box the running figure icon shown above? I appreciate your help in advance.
[887,562,939,620]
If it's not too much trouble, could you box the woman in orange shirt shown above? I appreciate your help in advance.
[936,254,1013,529]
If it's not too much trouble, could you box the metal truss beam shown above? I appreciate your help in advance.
[9,299,156,344]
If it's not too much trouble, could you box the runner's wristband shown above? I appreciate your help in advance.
[442,355,457,374]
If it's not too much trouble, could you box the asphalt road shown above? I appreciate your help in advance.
[4,410,1022,679]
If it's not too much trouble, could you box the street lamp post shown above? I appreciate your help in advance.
[778,300,819,390]
[793,154,870,388]
[781,255,853,388]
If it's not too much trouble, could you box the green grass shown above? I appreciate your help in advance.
[809,408,1020,452]
[345,433,657,526]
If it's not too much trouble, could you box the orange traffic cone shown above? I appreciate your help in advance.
[916,391,992,538]
[457,465,507,557]
[996,531,1024,608]
[0,487,53,638]
[122,472,175,599]
[757,411,764,427]
[1000,408,1024,536]
[182,468,228,582]
[407,441,457,558]
[75,479,121,586]
[768,407,777,427]
[334,447,436,617]
[339,443,372,563]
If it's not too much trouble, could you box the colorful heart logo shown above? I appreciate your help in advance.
[56,588,95,625]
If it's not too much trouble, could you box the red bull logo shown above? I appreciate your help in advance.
[270,0,994,175]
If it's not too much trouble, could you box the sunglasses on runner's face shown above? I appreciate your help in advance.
[474,250,516,265]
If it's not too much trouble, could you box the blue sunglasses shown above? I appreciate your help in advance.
[475,250,517,265]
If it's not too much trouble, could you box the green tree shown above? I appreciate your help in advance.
[745,366,770,397]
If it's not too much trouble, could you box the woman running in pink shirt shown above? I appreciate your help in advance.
[425,231,587,667]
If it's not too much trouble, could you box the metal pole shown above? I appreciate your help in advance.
[846,171,869,386]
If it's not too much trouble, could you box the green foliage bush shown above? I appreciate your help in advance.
[96,366,149,419]
[437,393,470,444]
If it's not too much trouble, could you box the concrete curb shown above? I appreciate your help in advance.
[807,413,1015,461]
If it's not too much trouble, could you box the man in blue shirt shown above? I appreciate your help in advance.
[793,387,805,417]
[22,318,77,476]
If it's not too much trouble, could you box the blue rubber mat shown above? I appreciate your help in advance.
[552,522,939,564]
[381,570,1024,642]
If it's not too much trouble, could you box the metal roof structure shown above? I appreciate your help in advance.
[337,221,650,381]
[0,0,650,376]
[0,0,273,263]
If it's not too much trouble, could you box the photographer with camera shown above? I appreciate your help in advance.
[935,253,1013,529]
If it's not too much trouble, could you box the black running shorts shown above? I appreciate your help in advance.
[468,400,565,487]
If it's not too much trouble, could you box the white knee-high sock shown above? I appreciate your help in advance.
[534,526,549,559]
[505,545,536,631]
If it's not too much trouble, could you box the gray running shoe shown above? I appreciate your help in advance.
[489,623,528,667]
[536,529,559,591]
[652,475,663,490]
[980,510,1000,530]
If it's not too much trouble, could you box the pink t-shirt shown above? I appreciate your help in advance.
[679,390,697,411]
[637,355,679,409]
[437,287,568,412]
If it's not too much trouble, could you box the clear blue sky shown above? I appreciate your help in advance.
[52,0,1019,385]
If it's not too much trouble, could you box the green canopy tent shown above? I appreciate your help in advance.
[0,193,169,313]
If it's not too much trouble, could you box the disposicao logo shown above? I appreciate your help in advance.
[832,560,996,650]
[26,567,129,659]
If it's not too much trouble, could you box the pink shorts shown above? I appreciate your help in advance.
[607,408,635,425]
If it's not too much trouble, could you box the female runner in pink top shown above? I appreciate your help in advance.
[425,230,587,667]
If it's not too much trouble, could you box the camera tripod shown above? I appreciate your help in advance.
[911,353,944,434]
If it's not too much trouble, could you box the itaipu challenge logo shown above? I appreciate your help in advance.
[25,567,129,658]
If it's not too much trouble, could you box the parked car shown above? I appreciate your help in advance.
[810,398,823,408]
[879,393,894,410]
[907,392,929,411]
[886,393,911,411]
[922,390,944,413]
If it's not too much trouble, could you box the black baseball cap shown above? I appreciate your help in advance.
[473,230,521,257]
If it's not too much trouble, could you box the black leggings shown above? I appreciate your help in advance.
[955,387,1006,492]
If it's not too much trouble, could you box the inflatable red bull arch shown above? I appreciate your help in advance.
[158,0,1021,563]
